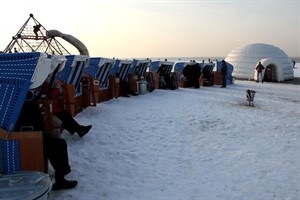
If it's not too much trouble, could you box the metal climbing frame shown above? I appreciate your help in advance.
[3,13,70,55]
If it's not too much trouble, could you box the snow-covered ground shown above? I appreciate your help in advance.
[49,64,300,200]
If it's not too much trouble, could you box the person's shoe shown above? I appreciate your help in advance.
[77,125,92,138]
[52,179,78,190]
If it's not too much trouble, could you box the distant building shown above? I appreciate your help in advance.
[225,43,294,82]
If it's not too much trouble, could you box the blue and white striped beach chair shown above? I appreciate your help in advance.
[149,60,174,75]
[0,52,51,174]
[110,59,133,82]
[83,57,115,104]
[108,59,133,98]
[129,59,150,79]
[173,62,186,87]
[110,59,132,81]
[84,57,115,88]
[127,59,151,94]
[57,55,89,94]
[174,61,201,88]
[0,52,51,131]
[56,55,89,115]
[200,62,215,86]
[148,60,175,89]
[45,55,67,88]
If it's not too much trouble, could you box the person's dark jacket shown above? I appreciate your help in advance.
[221,61,227,75]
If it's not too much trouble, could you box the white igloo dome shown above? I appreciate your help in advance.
[225,43,294,82]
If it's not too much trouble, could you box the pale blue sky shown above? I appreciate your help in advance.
[0,0,299,58]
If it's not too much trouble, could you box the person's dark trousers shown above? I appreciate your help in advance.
[43,135,71,177]
[222,75,227,87]
[194,74,200,88]
[55,110,81,134]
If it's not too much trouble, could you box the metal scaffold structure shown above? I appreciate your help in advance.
[3,13,71,55]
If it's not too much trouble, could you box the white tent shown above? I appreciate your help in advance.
[225,43,294,82]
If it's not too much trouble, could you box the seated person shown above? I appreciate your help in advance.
[42,80,92,137]
[15,90,77,190]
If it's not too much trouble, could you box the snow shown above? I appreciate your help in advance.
[49,64,300,200]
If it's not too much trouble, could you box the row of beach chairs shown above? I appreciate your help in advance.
[0,52,234,175]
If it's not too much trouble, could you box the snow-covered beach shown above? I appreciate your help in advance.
[49,64,300,200]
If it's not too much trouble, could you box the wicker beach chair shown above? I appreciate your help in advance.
[174,61,201,88]
[84,57,115,88]
[0,52,51,131]
[128,59,150,94]
[129,59,150,78]
[45,55,67,88]
[108,59,133,98]
[0,52,51,173]
[57,55,89,93]
[148,60,175,89]
[201,63,215,86]
[83,57,115,103]
[56,55,90,115]
[173,62,186,87]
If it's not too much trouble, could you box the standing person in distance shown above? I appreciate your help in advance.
[221,60,228,88]
[255,61,265,83]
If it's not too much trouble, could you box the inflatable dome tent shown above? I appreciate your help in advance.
[225,43,294,82]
